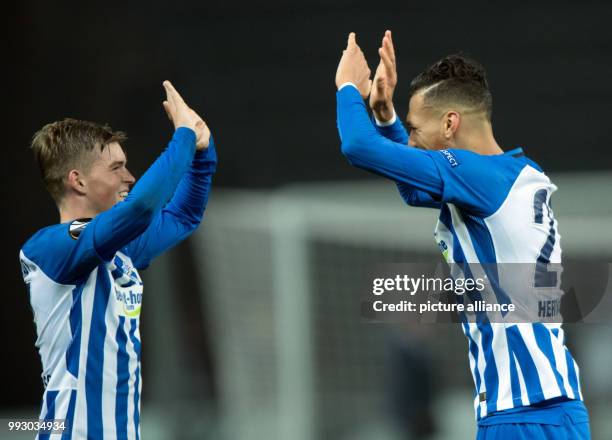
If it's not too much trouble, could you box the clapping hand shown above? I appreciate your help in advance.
[369,30,397,123]
[162,81,210,150]
[335,32,372,99]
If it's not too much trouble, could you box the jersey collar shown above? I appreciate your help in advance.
[504,147,524,158]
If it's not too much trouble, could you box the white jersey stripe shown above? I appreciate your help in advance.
[115,316,131,438]
[512,352,531,406]
[517,324,562,400]
[102,289,119,439]
[73,269,97,438]
[470,322,488,417]
[61,390,76,440]
[549,325,574,399]
[129,320,142,440]
[491,324,513,411]
[126,318,138,440]
[85,269,112,438]
[49,389,70,440]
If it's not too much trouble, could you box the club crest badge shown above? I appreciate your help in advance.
[69,218,92,240]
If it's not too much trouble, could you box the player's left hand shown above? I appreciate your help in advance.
[335,32,372,99]
[189,109,211,151]
[370,30,397,123]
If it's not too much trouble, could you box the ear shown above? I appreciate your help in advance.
[67,169,87,195]
[443,111,460,139]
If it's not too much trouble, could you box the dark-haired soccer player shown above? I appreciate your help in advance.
[19,81,216,439]
[335,31,590,439]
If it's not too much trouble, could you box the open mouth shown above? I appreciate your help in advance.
[118,191,129,200]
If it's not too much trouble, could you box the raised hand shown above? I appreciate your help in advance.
[190,109,211,150]
[335,32,372,99]
[369,30,397,123]
[162,81,210,150]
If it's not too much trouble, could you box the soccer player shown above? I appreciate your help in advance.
[19,81,217,439]
[335,31,591,439]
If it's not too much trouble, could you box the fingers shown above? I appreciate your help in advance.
[383,30,395,59]
[163,80,174,107]
[163,80,187,109]
[378,34,396,82]
[374,62,386,90]
[379,46,394,74]
[162,80,198,131]
[162,82,177,120]
[347,32,356,49]
[162,100,173,121]
[384,30,395,58]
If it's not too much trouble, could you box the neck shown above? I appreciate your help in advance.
[59,198,99,223]
[454,121,503,155]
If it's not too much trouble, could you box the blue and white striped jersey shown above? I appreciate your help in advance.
[337,84,583,420]
[20,128,217,439]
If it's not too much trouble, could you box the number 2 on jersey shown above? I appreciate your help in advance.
[533,189,557,288]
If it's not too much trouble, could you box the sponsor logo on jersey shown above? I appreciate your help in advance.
[437,239,450,261]
[68,218,92,240]
[439,149,459,167]
[110,252,143,317]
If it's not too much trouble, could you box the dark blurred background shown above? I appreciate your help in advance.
[4,0,612,435]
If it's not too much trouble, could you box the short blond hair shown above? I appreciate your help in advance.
[31,118,127,204]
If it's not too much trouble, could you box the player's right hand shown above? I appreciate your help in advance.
[335,32,372,99]
[162,81,210,149]
[369,30,397,123]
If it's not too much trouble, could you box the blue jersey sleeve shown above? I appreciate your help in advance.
[337,85,444,205]
[427,148,526,216]
[372,115,409,144]
[21,127,197,284]
[372,116,442,209]
[337,85,528,215]
[126,136,217,269]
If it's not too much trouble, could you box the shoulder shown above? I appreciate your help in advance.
[431,148,526,174]
[429,148,537,216]
[21,219,95,281]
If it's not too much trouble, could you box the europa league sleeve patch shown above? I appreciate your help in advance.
[69,218,92,240]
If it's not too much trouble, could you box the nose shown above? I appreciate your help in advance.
[124,169,136,185]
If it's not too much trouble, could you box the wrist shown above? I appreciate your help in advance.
[372,105,396,125]
[338,81,358,91]
[176,124,196,133]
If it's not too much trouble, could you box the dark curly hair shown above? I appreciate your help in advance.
[409,54,492,120]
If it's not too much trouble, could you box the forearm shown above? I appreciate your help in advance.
[372,110,409,144]
[337,85,444,196]
[164,135,218,227]
[94,127,197,259]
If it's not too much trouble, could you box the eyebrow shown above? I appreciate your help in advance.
[109,160,126,168]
